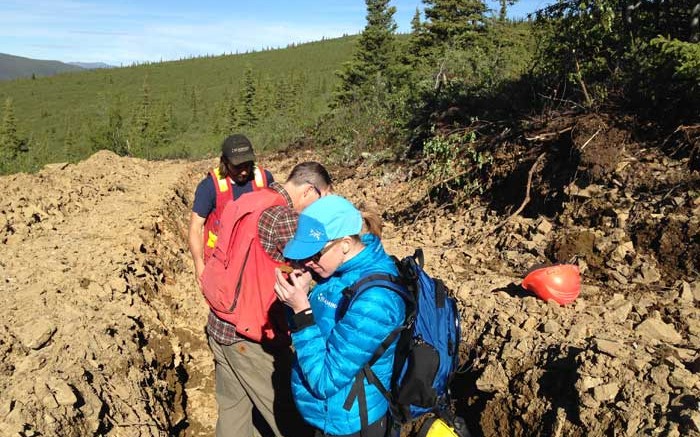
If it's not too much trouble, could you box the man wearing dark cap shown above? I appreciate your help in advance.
[188,134,274,286]
[201,161,333,437]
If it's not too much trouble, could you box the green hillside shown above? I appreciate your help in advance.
[0,36,358,173]
[0,53,84,81]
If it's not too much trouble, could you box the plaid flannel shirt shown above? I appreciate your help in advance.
[207,182,297,345]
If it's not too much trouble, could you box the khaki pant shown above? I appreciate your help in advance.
[208,336,310,437]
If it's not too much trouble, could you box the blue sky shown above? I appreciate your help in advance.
[0,0,550,66]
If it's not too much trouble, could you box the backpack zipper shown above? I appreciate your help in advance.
[229,240,252,311]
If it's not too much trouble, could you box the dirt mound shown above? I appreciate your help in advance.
[1,133,698,437]
[0,151,196,436]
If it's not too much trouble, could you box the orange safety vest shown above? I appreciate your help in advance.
[203,165,268,262]
[200,188,289,343]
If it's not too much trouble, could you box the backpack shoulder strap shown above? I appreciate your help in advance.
[339,273,412,317]
[340,272,416,431]
[339,272,413,367]
[343,249,429,432]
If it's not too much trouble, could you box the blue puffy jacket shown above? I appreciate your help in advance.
[290,233,405,435]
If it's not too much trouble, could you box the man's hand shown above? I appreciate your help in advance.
[194,258,206,289]
[188,211,207,288]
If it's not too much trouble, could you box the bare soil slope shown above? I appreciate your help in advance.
[1,123,698,436]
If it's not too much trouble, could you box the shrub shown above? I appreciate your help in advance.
[423,127,493,200]
[631,37,700,122]
[531,0,699,123]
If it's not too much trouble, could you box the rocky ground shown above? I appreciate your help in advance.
[0,113,698,436]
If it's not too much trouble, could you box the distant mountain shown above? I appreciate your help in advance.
[68,62,115,70]
[0,53,84,81]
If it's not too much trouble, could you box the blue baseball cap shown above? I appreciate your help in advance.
[284,195,363,260]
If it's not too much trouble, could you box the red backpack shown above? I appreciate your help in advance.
[200,187,288,342]
[203,165,269,262]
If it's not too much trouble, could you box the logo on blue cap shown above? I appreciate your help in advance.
[283,195,363,260]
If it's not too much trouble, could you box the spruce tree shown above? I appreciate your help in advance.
[256,79,274,119]
[239,67,258,128]
[497,0,518,21]
[355,0,397,75]
[423,0,488,45]
[129,75,154,155]
[89,94,128,156]
[133,77,151,137]
[336,0,398,103]
[0,98,21,162]
[211,99,224,135]
[107,102,127,155]
[405,7,429,66]
[0,98,23,172]
[411,7,422,31]
[63,124,77,159]
[190,86,199,123]
[275,72,308,117]
[276,78,290,107]
[224,90,238,135]
[150,104,171,150]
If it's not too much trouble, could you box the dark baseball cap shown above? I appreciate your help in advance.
[221,134,256,165]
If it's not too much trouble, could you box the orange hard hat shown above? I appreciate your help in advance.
[521,264,581,305]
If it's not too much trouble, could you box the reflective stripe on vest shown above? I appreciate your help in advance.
[214,167,230,193]
[203,168,233,260]
[253,165,267,189]
[207,230,218,249]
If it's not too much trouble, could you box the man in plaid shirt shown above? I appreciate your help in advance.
[205,161,332,437]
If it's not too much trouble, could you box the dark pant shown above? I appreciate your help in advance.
[314,416,387,437]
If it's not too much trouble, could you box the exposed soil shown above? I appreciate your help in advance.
[1,111,698,437]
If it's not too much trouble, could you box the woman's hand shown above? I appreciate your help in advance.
[274,267,312,313]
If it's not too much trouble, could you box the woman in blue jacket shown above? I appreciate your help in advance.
[273,195,405,437]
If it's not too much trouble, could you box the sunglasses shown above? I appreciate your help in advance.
[292,239,342,267]
[305,181,322,197]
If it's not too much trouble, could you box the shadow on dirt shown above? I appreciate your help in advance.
[492,282,533,300]
[537,346,584,427]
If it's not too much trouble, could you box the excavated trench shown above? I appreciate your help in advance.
[130,165,216,436]
[1,141,698,437]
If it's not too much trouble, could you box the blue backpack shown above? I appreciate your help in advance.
[339,249,462,432]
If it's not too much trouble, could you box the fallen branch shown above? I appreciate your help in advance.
[525,127,573,142]
[579,128,602,152]
[536,94,584,110]
[660,123,700,157]
[660,182,686,201]
[116,423,162,428]
[678,123,700,132]
[488,152,546,235]
[426,169,474,195]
